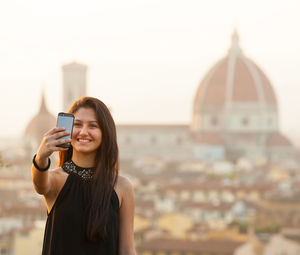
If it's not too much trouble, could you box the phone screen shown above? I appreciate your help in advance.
[56,113,74,147]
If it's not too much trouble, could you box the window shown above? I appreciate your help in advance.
[268,118,272,126]
[0,249,8,255]
[211,117,218,126]
[125,136,131,144]
[151,136,157,145]
[177,137,183,145]
[242,117,249,126]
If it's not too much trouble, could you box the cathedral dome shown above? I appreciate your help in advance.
[192,31,279,134]
[24,92,56,145]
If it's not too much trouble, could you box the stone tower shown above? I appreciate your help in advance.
[62,61,88,111]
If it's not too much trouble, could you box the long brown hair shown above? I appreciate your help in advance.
[58,97,119,242]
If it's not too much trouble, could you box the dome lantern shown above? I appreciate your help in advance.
[229,29,242,55]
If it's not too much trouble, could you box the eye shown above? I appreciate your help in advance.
[74,123,82,127]
[89,124,98,128]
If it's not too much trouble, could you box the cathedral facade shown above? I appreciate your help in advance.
[24,33,295,163]
[118,32,294,162]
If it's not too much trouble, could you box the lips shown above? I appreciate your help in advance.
[77,139,91,143]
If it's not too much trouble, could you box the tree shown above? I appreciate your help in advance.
[0,151,3,167]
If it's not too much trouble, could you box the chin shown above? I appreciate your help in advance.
[76,147,96,153]
[72,145,96,153]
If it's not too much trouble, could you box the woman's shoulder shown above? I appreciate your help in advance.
[116,175,133,187]
[114,175,134,208]
[48,167,70,190]
[49,166,69,179]
[43,167,70,209]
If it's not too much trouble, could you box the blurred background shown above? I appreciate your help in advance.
[0,0,300,254]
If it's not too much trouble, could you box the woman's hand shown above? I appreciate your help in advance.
[36,127,71,164]
[32,127,71,195]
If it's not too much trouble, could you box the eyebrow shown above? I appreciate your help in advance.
[74,119,98,123]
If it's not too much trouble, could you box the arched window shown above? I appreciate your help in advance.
[211,116,218,126]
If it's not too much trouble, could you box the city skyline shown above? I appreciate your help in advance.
[0,0,299,144]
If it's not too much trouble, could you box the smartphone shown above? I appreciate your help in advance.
[56,112,74,148]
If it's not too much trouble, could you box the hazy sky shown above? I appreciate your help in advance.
[0,0,299,142]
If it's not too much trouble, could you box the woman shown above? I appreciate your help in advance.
[31,97,136,255]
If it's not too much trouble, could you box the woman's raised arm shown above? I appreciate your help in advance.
[31,127,70,195]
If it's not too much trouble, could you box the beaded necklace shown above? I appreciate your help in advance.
[62,160,95,181]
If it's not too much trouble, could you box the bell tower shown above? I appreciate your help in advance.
[62,61,88,111]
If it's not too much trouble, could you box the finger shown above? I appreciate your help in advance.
[50,141,71,151]
[55,147,69,151]
[43,137,71,151]
[54,138,72,146]
[46,127,66,136]
[43,132,68,147]
[49,130,70,140]
[44,128,56,136]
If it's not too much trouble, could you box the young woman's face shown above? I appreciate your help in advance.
[71,107,102,154]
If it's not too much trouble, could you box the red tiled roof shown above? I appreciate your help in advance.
[179,201,233,211]
[161,181,273,193]
[5,204,44,214]
[202,59,228,105]
[267,133,293,147]
[194,56,277,108]
[135,199,155,209]
[232,58,258,102]
[197,133,224,145]
[136,238,244,252]
[193,34,278,118]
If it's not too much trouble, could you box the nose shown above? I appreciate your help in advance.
[79,125,89,135]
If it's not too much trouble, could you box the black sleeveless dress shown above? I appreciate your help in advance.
[42,161,120,255]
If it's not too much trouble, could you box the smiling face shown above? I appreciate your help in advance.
[71,107,102,155]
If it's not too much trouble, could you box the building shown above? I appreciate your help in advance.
[23,92,56,157]
[13,221,45,255]
[23,32,296,163]
[62,61,88,111]
[256,192,300,229]
[117,124,193,161]
[23,61,87,160]
[234,234,300,255]
[118,31,295,162]
[136,238,244,255]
